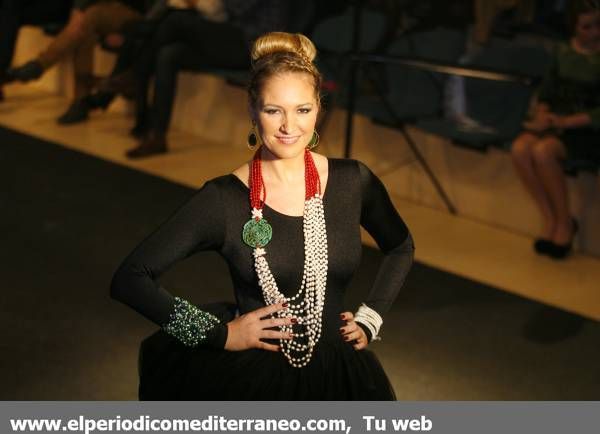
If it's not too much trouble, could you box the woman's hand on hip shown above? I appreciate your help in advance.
[225,302,294,352]
[340,311,368,350]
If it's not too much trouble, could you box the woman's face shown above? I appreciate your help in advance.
[254,72,319,160]
[575,11,600,52]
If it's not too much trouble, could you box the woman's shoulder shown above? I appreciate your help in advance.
[326,157,374,178]
[323,157,380,198]
[196,172,248,197]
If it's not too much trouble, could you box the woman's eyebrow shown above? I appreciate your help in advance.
[262,103,314,108]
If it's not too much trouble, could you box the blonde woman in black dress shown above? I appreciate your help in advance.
[110,31,415,400]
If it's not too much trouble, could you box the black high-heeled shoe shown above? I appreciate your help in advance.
[548,218,579,260]
[5,60,43,83]
[126,133,167,159]
[57,91,115,125]
[57,99,91,124]
[533,238,553,255]
[129,122,148,139]
[0,72,10,87]
[85,90,115,110]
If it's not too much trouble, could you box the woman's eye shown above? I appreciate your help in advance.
[264,109,279,115]
[299,108,312,114]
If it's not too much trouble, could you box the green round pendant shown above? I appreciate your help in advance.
[242,218,273,248]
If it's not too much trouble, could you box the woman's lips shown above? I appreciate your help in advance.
[275,135,301,144]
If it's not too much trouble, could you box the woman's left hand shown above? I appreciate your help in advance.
[340,311,368,350]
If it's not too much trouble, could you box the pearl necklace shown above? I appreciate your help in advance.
[242,149,328,368]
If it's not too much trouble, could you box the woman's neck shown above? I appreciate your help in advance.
[260,147,306,185]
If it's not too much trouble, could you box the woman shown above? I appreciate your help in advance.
[110,32,414,400]
[511,0,600,259]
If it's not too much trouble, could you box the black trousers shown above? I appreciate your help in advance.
[134,9,249,135]
[0,0,73,72]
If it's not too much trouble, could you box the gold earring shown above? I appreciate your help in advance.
[247,126,262,151]
[307,130,320,150]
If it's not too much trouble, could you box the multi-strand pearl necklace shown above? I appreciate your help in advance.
[242,149,328,368]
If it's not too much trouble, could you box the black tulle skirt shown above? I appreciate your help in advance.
[138,327,396,400]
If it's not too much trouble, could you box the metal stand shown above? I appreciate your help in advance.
[342,2,457,214]
[343,1,363,160]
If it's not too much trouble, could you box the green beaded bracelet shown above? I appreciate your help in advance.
[162,297,221,347]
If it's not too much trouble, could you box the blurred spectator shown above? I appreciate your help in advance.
[445,0,535,133]
[66,0,169,122]
[2,0,147,124]
[0,0,73,102]
[511,0,600,259]
[117,0,290,159]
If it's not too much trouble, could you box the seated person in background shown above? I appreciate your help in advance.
[121,0,290,159]
[62,0,168,122]
[511,0,600,259]
[2,0,146,124]
[0,0,73,102]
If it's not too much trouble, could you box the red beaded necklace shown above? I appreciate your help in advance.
[249,148,321,217]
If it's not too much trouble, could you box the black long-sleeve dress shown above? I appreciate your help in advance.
[110,158,415,400]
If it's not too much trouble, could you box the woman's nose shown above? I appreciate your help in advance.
[280,116,293,133]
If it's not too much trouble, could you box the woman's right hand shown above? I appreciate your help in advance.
[523,111,554,132]
[224,302,295,352]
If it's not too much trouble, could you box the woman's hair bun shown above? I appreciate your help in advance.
[251,32,317,64]
[247,32,323,109]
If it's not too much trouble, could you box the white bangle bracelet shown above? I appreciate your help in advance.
[354,303,383,342]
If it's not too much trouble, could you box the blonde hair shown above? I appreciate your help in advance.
[248,32,322,110]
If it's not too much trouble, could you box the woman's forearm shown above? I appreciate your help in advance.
[556,112,592,129]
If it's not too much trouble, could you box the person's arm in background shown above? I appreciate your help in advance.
[550,110,596,129]
[541,45,600,130]
[523,50,559,132]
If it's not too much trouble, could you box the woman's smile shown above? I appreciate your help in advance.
[275,134,301,144]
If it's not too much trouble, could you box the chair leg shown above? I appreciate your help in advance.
[356,63,457,214]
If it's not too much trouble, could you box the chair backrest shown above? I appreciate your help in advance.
[464,39,553,138]
[384,27,466,119]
